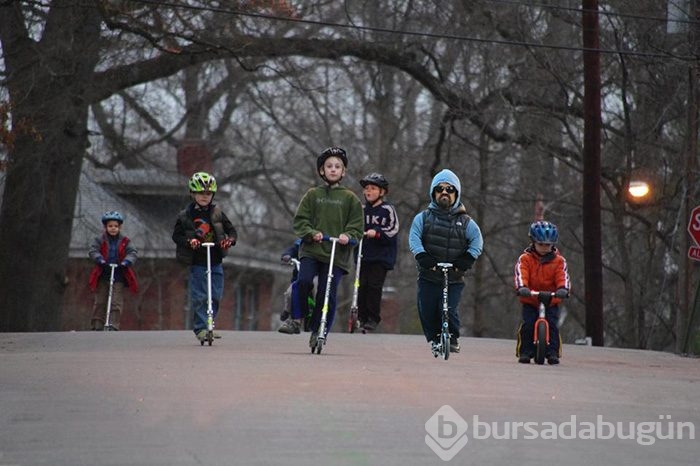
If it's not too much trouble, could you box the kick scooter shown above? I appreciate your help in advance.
[103,263,118,331]
[201,242,216,346]
[311,236,356,354]
[433,262,454,360]
[528,290,555,365]
[347,237,363,333]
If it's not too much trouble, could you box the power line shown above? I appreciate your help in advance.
[481,0,700,26]
[127,0,695,61]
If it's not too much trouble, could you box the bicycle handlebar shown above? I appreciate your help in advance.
[528,290,555,297]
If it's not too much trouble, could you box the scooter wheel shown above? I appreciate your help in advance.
[441,332,450,361]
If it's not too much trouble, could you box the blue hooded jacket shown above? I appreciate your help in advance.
[408,169,483,282]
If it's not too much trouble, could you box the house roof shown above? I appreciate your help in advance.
[0,165,285,273]
[73,167,284,273]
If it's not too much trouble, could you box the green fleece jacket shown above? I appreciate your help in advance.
[293,184,364,273]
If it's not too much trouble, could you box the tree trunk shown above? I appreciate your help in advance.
[0,3,102,331]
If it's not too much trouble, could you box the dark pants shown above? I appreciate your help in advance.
[357,262,388,325]
[517,304,561,357]
[91,280,125,330]
[416,277,464,342]
[297,257,345,336]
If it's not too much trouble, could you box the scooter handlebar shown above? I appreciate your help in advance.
[201,242,216,247]
[321,235,358,246]
[436,262,454,270]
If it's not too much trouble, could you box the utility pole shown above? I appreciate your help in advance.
[679,0,700,353]
[581,0,604,346]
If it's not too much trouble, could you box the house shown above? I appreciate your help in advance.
[58,143,291,331]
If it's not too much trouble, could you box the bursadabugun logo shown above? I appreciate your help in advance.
[425,406,697,461]
[424,405,469,461]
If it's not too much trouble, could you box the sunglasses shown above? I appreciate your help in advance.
[434,185,456,194]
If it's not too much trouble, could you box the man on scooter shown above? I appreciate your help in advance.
[408,169,484,355]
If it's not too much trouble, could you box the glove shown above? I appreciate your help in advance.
[555,288,569,299]
[452,253,475,271]
[220,237,235,249]
[281,254,292,264]
[517,287,531,297]
[120,260,131,268]
[189,238,201,249]
[416,252,437,270]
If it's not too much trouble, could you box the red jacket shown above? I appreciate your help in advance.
[89,236,138,294]
[513,246,569,307]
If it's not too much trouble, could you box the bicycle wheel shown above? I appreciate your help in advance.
[534,321,547,365]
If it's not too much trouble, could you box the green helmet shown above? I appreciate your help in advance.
[188,172,217,193]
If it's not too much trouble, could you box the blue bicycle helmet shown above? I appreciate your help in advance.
[101,211,124,225]
[529,221,558,244]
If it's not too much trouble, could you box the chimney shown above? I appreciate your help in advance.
[177,139,213,177]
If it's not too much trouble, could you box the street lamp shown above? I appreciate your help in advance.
[628,180,650,201]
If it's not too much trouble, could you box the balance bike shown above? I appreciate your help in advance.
[529,290,555,365]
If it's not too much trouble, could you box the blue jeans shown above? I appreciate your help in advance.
[296,257,345,336]
[416,277,465,342]
[190,263,224,333]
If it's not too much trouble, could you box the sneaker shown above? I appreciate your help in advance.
[278,319,301,334]
[280,309,290,321]
[547,355,560,365]
[309,332,319,348]
[449,337,460,353]
[363,320,377,331]
[196,329,207,341]
[213,331,222,339]
[430,340,440,357]
[518,355,531,364]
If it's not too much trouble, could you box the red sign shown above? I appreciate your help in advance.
[689,206,700,261]
[690,246,700,261]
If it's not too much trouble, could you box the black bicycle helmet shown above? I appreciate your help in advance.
[316,147,348,172]
[359,172,389,192]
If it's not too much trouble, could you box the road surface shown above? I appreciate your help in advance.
[1,331,698,465]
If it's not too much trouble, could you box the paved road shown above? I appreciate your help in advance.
[1,331,698,465]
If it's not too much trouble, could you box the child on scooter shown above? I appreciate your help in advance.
[279,239,301,323]
[278,239,317,333]
[172,172,237,343]
[88,211,138,330]
[291,147,364,349]
[514,220,570,365]
[357,172,399,332]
